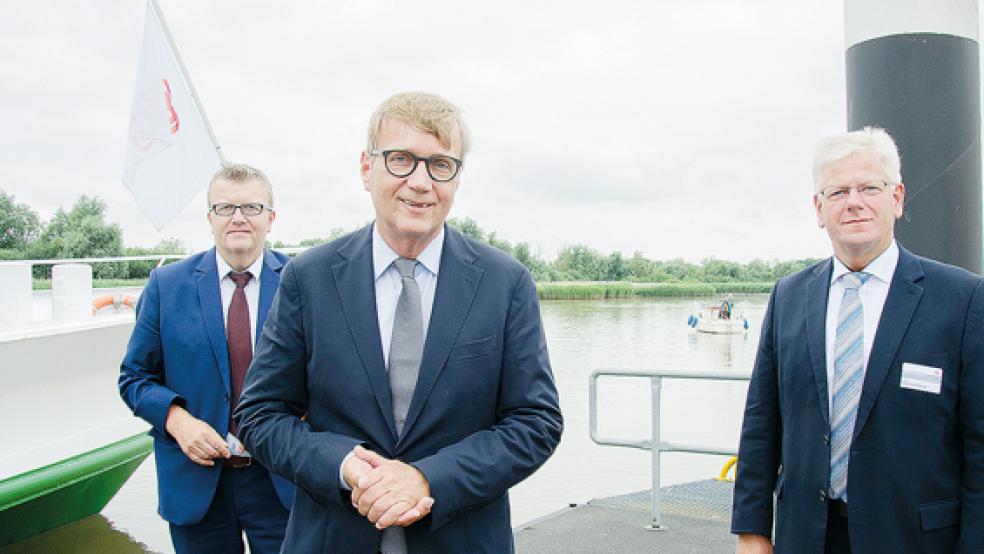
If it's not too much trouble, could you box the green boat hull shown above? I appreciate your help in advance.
[0,432,153,546]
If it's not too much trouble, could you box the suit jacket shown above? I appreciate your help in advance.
[731,245,984,553]
[235,224,563,553]
[119,248,295,525]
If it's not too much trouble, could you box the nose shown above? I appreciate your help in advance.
[405,159,433,190]
[844,186,867,207]
[230,206,249,222]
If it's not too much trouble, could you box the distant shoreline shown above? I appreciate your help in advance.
[31,278,775,299]
[536,281,773,300]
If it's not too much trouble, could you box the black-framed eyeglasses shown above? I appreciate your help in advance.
[370,150,462,182]
[210,203,268,217]
[818,181,893,202]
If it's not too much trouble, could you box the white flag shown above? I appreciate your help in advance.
[123,1,221,230]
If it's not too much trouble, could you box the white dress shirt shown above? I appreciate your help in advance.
[216,251,264,349]
[372,224,443,368]
[824,240,899,415]
[339,224,444,489]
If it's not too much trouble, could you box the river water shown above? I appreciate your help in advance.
[2,294,769,553]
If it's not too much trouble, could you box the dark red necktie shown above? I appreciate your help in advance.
[227,271,253,435]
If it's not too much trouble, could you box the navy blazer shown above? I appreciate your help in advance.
[236,225,563,553]
[119,248,295,525]
[731,246,984,553]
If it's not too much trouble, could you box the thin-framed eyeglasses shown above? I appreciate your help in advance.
[370,150,462,182]
[818,181,894,202]
[210,203,269,217]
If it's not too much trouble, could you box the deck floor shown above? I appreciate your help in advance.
[515,479,737,553]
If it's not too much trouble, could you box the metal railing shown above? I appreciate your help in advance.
[588,368,750,529]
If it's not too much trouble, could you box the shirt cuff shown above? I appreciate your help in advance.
[339,449,356,491]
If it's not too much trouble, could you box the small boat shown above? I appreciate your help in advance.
[687,299,749,335]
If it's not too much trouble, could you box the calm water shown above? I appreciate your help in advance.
[3,295,768,553]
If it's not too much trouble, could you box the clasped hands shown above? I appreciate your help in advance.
[343,445,434,530]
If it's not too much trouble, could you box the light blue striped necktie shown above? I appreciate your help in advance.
[829,271,870,501]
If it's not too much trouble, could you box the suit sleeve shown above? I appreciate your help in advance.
[235,261,363,508]
[731,285,781,538]
[118,270,181,436]
[411,269,564,530]
[958,279,984,551]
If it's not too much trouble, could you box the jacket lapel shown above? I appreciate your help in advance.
[256,250,284,343]
[853,246,923,438]
[331,227,397,439]
[806,258,833,425]
[400,227,483,443]
[196,248,232,396]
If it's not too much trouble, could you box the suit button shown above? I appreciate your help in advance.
[819,490,827,502]
[823,434,830,446]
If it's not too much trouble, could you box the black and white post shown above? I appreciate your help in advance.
[845,0,982,273]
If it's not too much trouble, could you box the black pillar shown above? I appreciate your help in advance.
[844,1,982,273]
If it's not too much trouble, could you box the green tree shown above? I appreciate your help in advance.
[447,216,486,242]
[124,238,187,279]
[0,189,41,253]
[30,196,124,278]
[603,251,628,281]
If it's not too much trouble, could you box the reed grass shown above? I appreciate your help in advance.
[536,281,773,300]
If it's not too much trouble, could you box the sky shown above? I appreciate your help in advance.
[2,0,855,262]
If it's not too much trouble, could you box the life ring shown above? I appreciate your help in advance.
[92,294,138,314]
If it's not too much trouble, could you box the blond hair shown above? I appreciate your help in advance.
[207,163,274,207]
[367,91,471,158]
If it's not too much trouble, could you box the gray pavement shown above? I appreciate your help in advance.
[515,480,738,553]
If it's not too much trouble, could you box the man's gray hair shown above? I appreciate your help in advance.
[207,163,274,207]
[812,126,902,193]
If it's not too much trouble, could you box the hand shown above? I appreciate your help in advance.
[165,404,230,467]
[736,534,774,554]
[351,446,433,529]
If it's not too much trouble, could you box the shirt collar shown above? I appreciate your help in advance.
[216,249,264,280]
[830,240,899,287]
[372,224,444,281]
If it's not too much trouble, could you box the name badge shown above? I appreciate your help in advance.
[226,432,251,457]
[900,362,943,394]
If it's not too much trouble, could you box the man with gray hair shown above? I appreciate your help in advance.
[120,164,294,553]
[731,127,984,553]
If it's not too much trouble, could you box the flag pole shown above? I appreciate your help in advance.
[147,0,226,165]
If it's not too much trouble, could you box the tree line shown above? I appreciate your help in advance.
[0,190,184,278]
[2,190,820,283]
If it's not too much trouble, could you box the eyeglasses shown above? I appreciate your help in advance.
[818,181,893,202]
[370,150,462,182]
[210,203,268,217]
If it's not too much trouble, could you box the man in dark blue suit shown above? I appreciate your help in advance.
[731,127,984,553]
[236,91,563,553]
[119,164,293,553]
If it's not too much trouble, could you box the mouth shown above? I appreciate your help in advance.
[400,199,435,209]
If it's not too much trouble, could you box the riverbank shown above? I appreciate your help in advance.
[30,278,776,300]
[536,282,773,300]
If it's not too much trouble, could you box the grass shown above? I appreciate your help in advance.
[536,281,774,300]
[32,278,149,290]
[29,277,774,299]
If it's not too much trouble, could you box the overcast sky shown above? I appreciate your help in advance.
[3,0,856,261]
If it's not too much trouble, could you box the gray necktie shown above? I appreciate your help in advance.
[389,258,423,437]
[381,258,422,554]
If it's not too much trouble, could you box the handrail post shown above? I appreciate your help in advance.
[650,375,663,530]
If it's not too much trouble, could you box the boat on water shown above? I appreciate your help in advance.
[0,262,152,547]
[687,299,749,335]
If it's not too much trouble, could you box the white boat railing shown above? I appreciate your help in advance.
[19,247,308,269]
[588,368,750,529]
